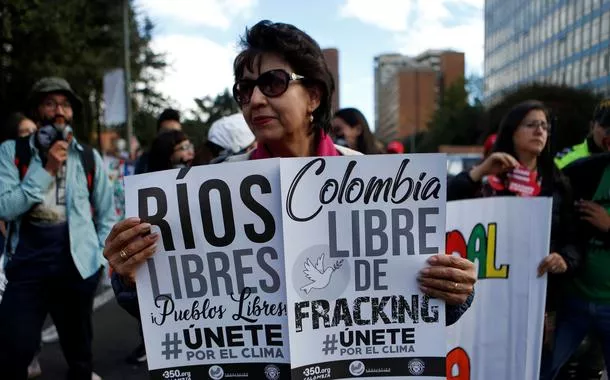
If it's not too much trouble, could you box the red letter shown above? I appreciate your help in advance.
[446,347,471,380]
[446,230,467,259]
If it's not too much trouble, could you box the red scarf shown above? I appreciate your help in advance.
[249,132,340,160]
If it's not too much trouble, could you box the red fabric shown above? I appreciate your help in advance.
[386,141,404,154]
[486,165,541,197]
[249,132,340,160]
[483,134,497,156]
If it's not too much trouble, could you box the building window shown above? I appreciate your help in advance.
[585,0,592,15]
[575,27,582,52]
[602,12,610,40]
[593,0,601,10]
[592,17,601,46]
[591,53,599,79]
[584,21,592,50]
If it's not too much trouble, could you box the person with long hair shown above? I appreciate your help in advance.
[448,100,581,378]
[146,130,194,173]
[448,100,580,275]
[331,107,382,154]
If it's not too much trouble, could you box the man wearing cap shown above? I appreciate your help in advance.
[551,100,610,378]
[542,120,610,379]
[0,77,115,380]
[555,99,610,169]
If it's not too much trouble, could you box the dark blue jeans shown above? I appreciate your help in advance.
[541,297,610,380]
[0,265,100,380]
[0,222,100,380]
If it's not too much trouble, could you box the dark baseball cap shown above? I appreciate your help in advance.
[593,98,610,127]
[28,77,82,110]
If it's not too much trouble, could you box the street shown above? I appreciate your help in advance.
[38,289,149,380]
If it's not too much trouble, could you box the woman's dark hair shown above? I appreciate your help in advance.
[147,130,188,172]
[233,20,335,134]
[492,100,564,196]
[333,108,381,154]
[1,112,28,142]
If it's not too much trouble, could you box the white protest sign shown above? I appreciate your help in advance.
[125,159,290,380]
[445,197,551,380]
[280,154,447,380]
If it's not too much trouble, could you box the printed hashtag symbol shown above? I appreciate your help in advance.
[322,334,338,355]
[161,332,183,360]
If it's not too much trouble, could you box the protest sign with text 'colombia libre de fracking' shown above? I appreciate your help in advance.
[280,154,447,380]
[125,159,290,380]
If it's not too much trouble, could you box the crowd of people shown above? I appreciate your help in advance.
[0,19,609,380]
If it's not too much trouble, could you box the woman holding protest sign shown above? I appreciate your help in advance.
[104,20,476,327]
[447,100,582,377]
[447,100,580,278]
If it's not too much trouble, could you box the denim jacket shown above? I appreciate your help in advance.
[0,136,116,279]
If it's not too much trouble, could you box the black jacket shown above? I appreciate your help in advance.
[563,153,610,247]
[447,171,582,310]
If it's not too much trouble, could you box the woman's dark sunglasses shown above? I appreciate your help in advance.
[232,69,305,106]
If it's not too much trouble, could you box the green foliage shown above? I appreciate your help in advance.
[413,78,602,154]
[0,0,166,144]
[184,89,240,145]
[415,76,485,152]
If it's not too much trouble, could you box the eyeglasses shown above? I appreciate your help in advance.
[43,99,72,110]
[521,121,551,131]
[232,69,305,106]
[174,142,194,152]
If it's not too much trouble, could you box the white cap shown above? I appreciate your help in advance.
[207,113,255,153]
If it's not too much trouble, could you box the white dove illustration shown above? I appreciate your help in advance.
[300,253,343,294]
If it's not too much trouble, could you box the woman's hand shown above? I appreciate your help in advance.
[537,252,568,277]
[103,217,160,285]
[469,152,520,182]
[418,255,477,305]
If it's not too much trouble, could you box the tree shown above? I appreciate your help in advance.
[182,89,241,145]
[415,77,485,152]
[482,84,601,153]
[0,0,167,145]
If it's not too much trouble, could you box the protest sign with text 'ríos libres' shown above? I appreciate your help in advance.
[125,159,289,380]
[280,154,447,380]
